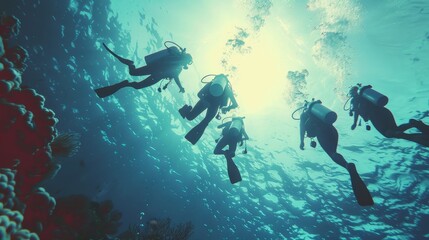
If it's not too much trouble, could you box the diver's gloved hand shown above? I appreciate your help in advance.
[300,142,304,150]
[351,123,357,130]
[179,87,185,93]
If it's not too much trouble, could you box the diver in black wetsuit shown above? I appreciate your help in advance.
[214,117,249,184]
[348,85,429,147]
[94,42,192,98]
[179,74,238,145]
[299,100,374,206]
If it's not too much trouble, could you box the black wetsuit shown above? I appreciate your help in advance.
[351,95,429,146]
[184,82,233,124]
[127,53,185,89]
[300,111,347,169]
[214,121,248,157]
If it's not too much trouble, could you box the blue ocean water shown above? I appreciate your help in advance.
[2,0,428,239]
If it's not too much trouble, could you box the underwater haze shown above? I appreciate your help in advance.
[2,0,429,239]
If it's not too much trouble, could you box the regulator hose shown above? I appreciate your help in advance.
[343,97,352,111]
[164,41,184,52]
[221,116,245,124]
[200,74,218,83]
[291,106,306,120]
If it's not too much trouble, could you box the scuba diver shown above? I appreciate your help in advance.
[179,74,238,145]
[347,84,429,147]
[296,99,374,206]
[214,117,249,184]
[94,41,192,98]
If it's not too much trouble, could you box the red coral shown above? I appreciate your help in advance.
[0,15,59,239]
[40,195,122,240]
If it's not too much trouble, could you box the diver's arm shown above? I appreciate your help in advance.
[351,99,359,130]
[242,128,250,141]
[173,76,185,93]
[299,115,306,150]
[351,111,359,130]
[350,97,360,130]
[228,92,239,110]
[222,89,238,113]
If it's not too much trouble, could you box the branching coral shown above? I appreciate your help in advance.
[51,132,81,158]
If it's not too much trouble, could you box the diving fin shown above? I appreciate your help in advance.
[103,43,134,66]
[185,123,208,145]
[94,80,129,98]
[178,105,191,119]
[226,156,242,184]
[347,163,374,206]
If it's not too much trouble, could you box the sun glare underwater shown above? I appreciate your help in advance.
[1,0,429,239]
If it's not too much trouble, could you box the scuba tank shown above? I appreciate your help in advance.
[228,117,244,137]
[358,85,388,107]
[209,74,228,97]
[144,41,185,65]
[144,46,180,65]
[308,100,337,125]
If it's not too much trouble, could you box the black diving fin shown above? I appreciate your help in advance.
[185,122,208,145]
[103,43,134,66]
[226,156,242,184]
[347,163,374,206]
[94,80,129,98]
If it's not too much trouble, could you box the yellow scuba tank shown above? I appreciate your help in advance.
[229,117,244,137]
[308,100,337,125]
[144,46,181,65]
[359,85,388,107]
[209,74,228,97]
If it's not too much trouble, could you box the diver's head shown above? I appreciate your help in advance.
[181,53,193,69]
[349,86,359,97]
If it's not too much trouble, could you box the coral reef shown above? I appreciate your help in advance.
[0,169,39,240]
[40,195,122,240]
[0,14,70,239]
[1,12,192,240]
[118,218,194,240]
[50,132,81,158]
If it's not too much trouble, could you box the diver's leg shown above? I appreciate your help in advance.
[201,104,219,125]
[330,153,348,169]
[226,141,238,158]
[397,133,429,147]
[128,75,161,89]
[128,65,152,76]
[316,126,346,167]
[317,126,373,206]
[397,121,415,132]
[185,100,209,120]
[409,119,429,135]
[370,107,399,138]
[185,105,218,145]
[214,137,228,155]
